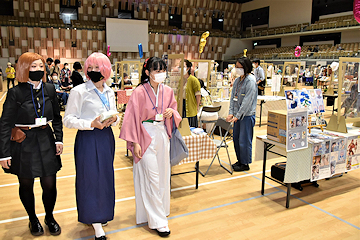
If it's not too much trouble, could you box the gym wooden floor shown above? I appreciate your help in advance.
[0,83,359,240]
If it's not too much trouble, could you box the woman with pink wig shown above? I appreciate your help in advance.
[63,52,119,240]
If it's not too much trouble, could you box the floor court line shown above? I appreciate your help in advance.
[0,92,7,102]
[0,170,270,224]
[0,166,133,188]
[250,174,360,230]
[75,190,282,240]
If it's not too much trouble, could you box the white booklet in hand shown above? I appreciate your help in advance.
[100,110,119,122]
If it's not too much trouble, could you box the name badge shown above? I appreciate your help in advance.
[155,113,163,121]
[35,117,47,126]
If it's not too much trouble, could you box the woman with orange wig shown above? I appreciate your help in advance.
[0,52,63,236]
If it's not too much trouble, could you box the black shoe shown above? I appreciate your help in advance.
[44,217,61,236]
[233,164,250,172]
[231,162,240,168]
[29,218,44,236]
[155,229,171,237]
[95,236,107,240]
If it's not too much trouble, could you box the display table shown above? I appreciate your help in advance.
[256,126,360,208]
[179,134,217,165]
[118,114,217,189]
[257,96,286,127]
[173,133,217,189]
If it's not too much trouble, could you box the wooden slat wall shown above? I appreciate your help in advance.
[3,0,237,62]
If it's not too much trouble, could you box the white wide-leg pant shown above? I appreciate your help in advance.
[133,121,170,229]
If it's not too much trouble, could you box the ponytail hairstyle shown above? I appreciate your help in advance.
[139,57,167,85]
[184,59,192,75]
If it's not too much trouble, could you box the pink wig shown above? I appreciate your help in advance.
[84,52,112,81]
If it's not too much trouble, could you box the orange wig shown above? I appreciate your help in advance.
[16,52,46,83]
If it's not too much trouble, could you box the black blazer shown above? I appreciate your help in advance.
[70,71,84,87]
[0,82,63,159]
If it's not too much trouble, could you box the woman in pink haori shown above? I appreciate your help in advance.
[119,57,181,237]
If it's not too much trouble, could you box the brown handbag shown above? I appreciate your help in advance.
[10,127,26,143]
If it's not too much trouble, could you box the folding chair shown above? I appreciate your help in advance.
[199,118,233,177]
[198,106,221,133]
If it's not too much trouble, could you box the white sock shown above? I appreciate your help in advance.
[92,223,105,238]
[157,226,170,232]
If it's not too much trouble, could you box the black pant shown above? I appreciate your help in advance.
[7,78,15,90]
[183,99,198,128]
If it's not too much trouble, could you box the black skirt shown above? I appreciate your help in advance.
[4,125,62,178]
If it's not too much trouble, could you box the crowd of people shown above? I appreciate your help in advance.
[0,51,260,240]
[2,58,86,110]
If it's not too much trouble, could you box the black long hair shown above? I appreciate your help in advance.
[140,57,167,85]
[236,57,253,75]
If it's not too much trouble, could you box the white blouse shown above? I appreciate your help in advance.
[63,80,120,130]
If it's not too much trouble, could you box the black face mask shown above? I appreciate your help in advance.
[29,70,44,82]
[87,71,104,83]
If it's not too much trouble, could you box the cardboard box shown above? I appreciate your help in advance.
[267,110,287,144]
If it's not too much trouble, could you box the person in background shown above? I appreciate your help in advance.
[183,60,201,127]
[63,52,119,240]
[5,62,16,90]
[60,63,72,91]
[123,73,133,85]
[252,58,265,96]
[45,58,54,82]
[50,59,60,77]
[49,72,69,106]
[70,62,84,87]
[0,66,3,92]
[0,52,63,236]
[117,73,133,88]
[120,57,181,237]
[226,57,257,172]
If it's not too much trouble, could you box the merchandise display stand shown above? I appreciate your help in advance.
[327,57,360,133]
[115,60,142,89]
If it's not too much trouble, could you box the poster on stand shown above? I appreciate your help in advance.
[346,136,360,171]
[286,109,308,152]
[271,75,281,92]
[197,62,208,79]
[307,89,325,114]
[285,90,309,152]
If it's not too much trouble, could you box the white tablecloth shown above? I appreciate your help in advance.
[256,126,360,183]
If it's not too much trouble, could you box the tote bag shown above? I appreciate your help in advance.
[170,118,189,166]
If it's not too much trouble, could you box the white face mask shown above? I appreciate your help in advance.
[183,67,188,75]
[153,72,166,83]
[52,76,58,80]
[252,64,256,68]
[65,66,69,69]
[235,68,244,76]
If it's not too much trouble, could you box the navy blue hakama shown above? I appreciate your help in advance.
[74,127,115,224]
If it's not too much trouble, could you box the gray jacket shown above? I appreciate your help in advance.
[229,74,257,120]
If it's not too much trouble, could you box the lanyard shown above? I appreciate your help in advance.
[94,89,110,111]
[30,83,45,118]
[143,83,164,115]
[235,77,245,97]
